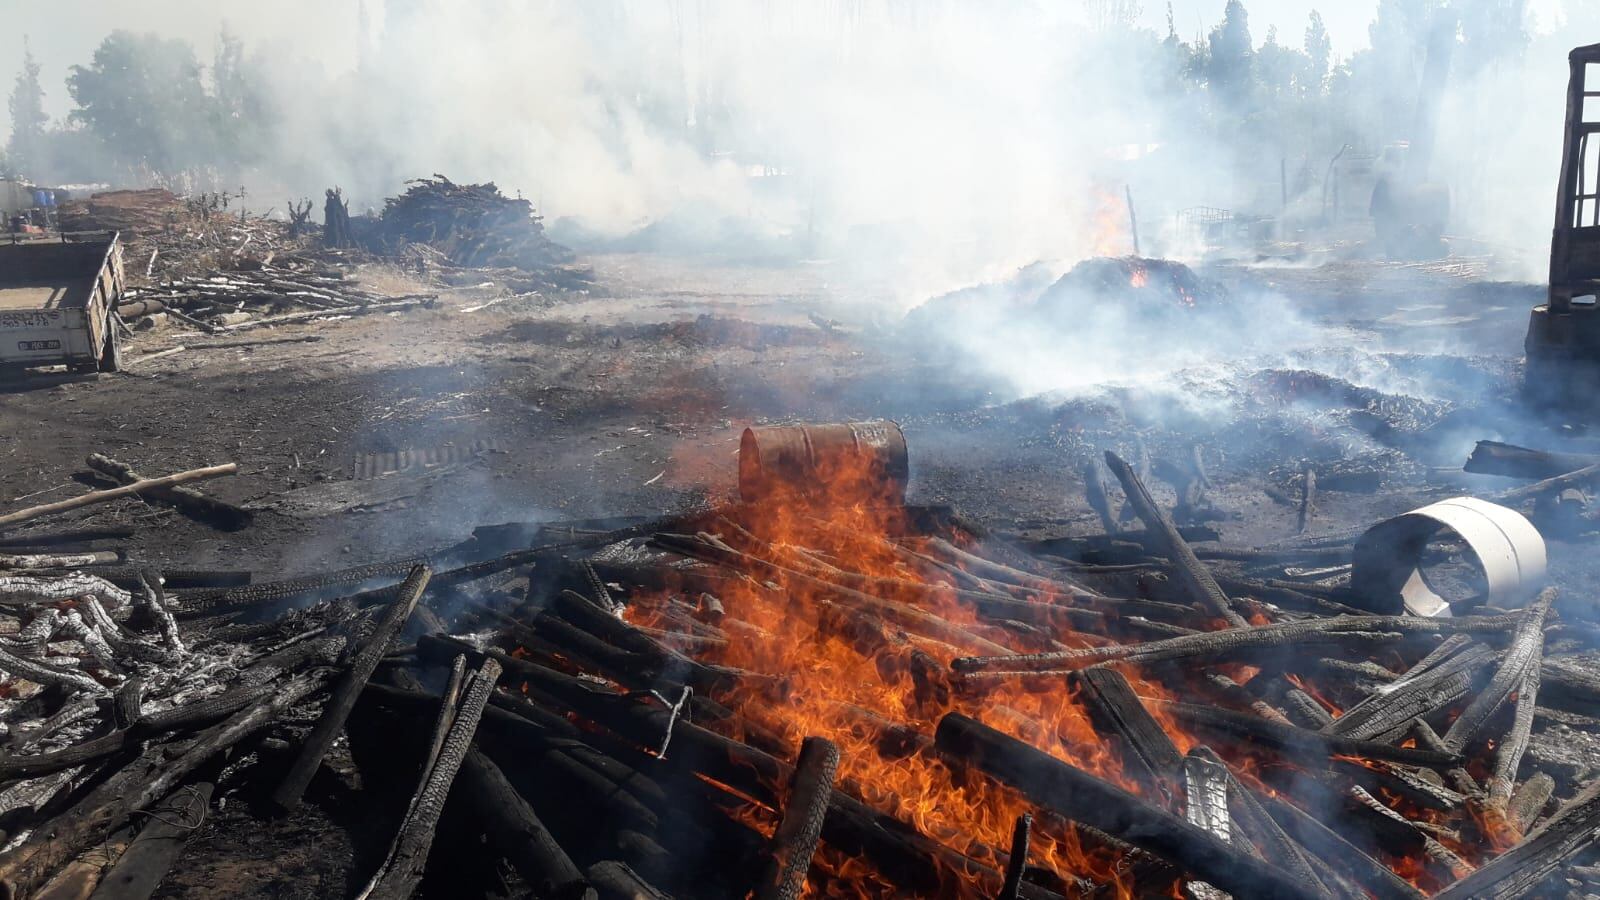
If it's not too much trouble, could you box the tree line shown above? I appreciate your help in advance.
[1,1,1532,202]
[3,29,267,187]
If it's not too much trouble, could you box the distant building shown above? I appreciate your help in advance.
[0,179,35,220]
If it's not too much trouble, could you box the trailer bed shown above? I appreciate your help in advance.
[0,234,123,372]
[0,280,93,311]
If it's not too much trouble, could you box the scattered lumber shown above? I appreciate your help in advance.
[374,175,574,272]
[0,431,1590,900]
[0,464,239,532]
[85,454,252,530]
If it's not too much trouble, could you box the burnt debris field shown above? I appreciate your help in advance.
[6,3,1600,900]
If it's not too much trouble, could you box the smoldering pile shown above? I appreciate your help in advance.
[373,176,594,292]
[903,255,1235,340]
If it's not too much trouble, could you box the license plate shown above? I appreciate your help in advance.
[17,340,61,351]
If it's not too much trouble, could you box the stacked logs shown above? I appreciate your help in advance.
[118,264,435,334]
[374,175,574,272]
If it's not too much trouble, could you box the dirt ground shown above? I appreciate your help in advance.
[0,250,1548,573]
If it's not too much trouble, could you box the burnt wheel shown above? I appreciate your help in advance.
[96,320,122,373]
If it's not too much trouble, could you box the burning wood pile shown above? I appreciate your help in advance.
[0,425,1597,898]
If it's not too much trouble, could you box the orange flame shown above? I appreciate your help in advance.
[586,442,1526,894]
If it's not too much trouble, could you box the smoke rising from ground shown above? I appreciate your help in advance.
[5,2,1599,377]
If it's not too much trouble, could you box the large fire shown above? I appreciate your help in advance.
[602,438,1520,896]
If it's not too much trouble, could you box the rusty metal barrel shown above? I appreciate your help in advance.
[739,421,909,504]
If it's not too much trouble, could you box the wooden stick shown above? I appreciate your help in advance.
[0,465,238,531]
[1073,668,1182,800]
[1150,699,1462,767]
[998,813,1032,900]
[952,612,1516,675]
[123,347,186,367]
[1508,772,1555,833]
[160,308,218,334]
[188,335,324,350]
[1296,468,1317,534]
[272,565,431,811]
[85,782,214,900]
[1497,462,1600,505]
[1487,661,1543,810]
[1187,747,1342,897]
[358,656,501,900]
[754,737,840,900]
[1103,451,1246,626]
[1256,789,1425,900]
[586,862,667,900]
[1465,440,1598,480]
[86,455,251,529]
[1082,461,1117,534]
[455,747,595,900]
[1182,750,1232,900]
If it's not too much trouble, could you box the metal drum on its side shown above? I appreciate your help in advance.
[738,421,909,504]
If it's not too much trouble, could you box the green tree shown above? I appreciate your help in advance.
[1207,0,1254,104]
[67,31,215,177]
[209,28,269,168]
[1304,11,1331,89]
[7,38,48,177]
[1457,0,1526,73]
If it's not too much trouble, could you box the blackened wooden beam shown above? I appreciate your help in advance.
[1443,588,1556,752]
[1103,451,1247,627]
[272,564,430,812]
[1150,699,1461,767]
[1071,667,1182,801]
[934,713,1321,900]
[998,813,1032,900]
[755,737,840,900]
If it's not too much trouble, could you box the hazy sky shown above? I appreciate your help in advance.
[1,1,1393,122]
